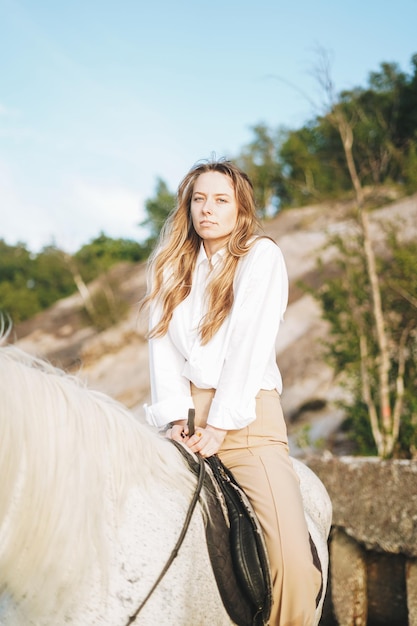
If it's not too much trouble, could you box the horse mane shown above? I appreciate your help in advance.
[0,344,196,619]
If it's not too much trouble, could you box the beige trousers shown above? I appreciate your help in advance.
[191,385,322,626]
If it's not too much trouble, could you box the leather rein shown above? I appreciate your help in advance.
[125,449,205,625]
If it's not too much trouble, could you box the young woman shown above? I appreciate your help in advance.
[142,159,321,625]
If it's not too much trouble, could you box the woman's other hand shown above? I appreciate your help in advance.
[186,425,227,457]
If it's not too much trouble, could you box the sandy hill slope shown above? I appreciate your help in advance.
[12,192,417,456]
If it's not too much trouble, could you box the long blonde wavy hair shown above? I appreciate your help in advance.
[142,159,262,344]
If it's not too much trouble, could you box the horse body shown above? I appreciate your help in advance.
[1,484,229,626]
[0,346,331,626]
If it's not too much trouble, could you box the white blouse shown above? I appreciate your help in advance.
[145,237,288,430]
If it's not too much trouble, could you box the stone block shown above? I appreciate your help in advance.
[306,455,417,556]
[330,528,367,626]
[407,559,417,626]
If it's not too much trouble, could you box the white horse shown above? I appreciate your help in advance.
[0,345,332,626]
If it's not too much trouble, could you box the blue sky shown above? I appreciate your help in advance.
[1,0,416,252]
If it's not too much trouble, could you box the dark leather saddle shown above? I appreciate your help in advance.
[173,441,272,626]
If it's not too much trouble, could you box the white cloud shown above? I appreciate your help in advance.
[0,159,17,202]
[0,102,19,117]
[0,159,52,250]
[66,178,148,248]
[0,161,149,252]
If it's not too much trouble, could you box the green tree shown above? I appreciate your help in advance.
[316,53,409,458]
[75,233,146,282]
[335,62,407,187]
[0,280,40,324]
[236,123,284,216]
[72,234,146,330]
[396,54,417,191]
[279,121,350,206]
[316,232,417,457]
[0,241,74,323]
[0,234,147,326]
[298,49,417,458]
[140,178,176,250]
[270,52,417,207]
[32,246,75,308]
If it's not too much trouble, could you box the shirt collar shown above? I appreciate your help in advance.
[196,243,226,267]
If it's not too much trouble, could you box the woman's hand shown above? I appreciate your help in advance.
[186,424,227,457]
[165,420,188,442]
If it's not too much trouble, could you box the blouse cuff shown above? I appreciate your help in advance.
[144,395,194,428]
[206,397,256,431]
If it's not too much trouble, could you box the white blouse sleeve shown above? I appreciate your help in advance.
[207,239,288,430]
[145,304,194,428]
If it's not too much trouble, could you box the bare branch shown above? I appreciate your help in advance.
[388,282,417,310]
[391,323,413,448]
[359,334,383,454]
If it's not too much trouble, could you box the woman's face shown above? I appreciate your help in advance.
[190,171,238,257]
